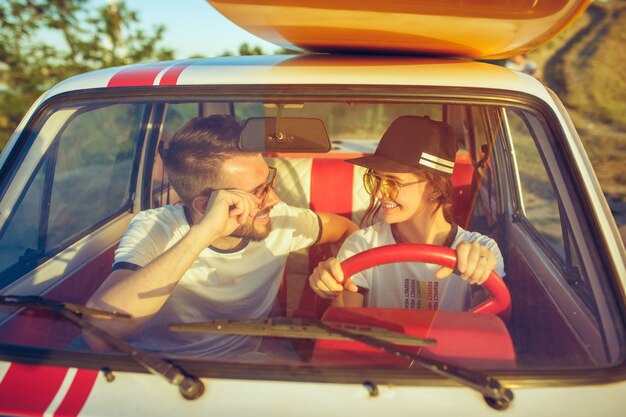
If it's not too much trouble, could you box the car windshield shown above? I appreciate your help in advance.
[0,91,623,377]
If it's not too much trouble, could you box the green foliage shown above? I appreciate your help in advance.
[534,1,626,198]
[0,0,174,148]
[219,43,302,57]
[537,2,626,129]
[218,42,265,57]
[239,43,264,56]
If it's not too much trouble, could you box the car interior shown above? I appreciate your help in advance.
[0,96,622,374]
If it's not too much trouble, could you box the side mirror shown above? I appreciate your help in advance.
[239,117,331,153]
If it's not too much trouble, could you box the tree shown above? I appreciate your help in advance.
[0,0,174,148]
[218,43,302,57]
[239,42,264,56]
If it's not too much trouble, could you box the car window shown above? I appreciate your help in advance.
[503,105,624,369]
[0,160,46,287]
[234,102,442,141]
[0,94,622,380]
[0,104,145,286]
[506,108,565,258]
[150,103,203,208]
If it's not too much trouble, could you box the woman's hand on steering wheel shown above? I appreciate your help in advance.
[435,241,498,285]
[338,243,510,316]
[309,257,359,299]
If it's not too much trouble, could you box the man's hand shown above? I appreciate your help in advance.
[309,257,359,299]
[195,189,260,239]
[435,241,497,285]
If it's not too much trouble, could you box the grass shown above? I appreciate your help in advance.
[532,1,626,205]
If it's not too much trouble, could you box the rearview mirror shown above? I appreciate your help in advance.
[239,117,331,153]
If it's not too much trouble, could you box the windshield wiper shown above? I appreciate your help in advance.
[172,317,513,410]
[0,295,204,400]
[171,317,436,346]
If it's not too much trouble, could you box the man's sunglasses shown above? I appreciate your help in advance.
[363,169,422,201]
[252,166,277,208]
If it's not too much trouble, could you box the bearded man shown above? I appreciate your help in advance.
[86,115,357,356]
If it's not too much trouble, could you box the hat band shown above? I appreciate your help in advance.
[419,152,454,174]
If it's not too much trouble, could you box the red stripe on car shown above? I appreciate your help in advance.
[159,63,191,85]
[54,369,99,417]
[0,363,68,416]
[107,64,170,87]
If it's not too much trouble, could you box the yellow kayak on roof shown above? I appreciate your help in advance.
[208,0,590,59]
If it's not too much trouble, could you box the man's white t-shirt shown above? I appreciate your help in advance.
[113,201,321,357]
[337,222,505,311]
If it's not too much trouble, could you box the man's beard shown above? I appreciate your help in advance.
[229,208,272,241]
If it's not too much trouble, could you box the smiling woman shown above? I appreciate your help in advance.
[308,115,506,315]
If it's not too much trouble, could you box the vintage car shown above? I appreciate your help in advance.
[0,0,624,416]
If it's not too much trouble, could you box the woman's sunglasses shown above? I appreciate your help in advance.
[363,169,422,201]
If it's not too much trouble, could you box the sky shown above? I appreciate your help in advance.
[111,0,281,58]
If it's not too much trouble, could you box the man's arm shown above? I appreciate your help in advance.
[316,212,359,246]
[85,225,220,349]
[85,189,259,350]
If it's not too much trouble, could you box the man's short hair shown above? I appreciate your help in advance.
[160,115,244,204]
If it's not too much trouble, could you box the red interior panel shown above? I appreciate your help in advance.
[313,307,516,369]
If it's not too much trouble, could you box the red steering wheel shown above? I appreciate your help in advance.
[340,243,510,316]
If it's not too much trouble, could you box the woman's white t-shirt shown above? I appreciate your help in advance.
[114,202,321,357]
[337,222,505,311]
